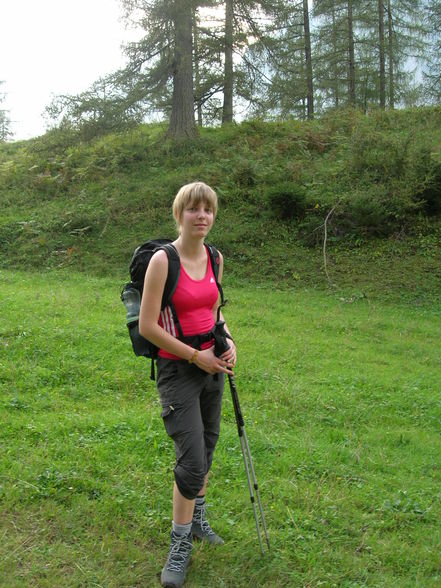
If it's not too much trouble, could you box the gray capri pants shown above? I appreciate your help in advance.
[156,357,224,500]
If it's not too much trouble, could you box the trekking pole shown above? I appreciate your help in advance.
[227,372,270,555]
[213,321,270,556]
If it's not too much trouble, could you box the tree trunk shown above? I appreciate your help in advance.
[378,0,386,109]
[332,5,339,108]
[168,1,198,139]
[222,0,234,124]
[348,0,356,105]
[193,12,203,127]
[387,0,394,108]
[303,0,314,119]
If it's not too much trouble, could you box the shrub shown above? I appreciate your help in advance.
[420,164,441,215]
[350,128,410,182]
[409,146,441,216]
[343,186,392,235]
[264,182,307,220]
[233,160,257,188]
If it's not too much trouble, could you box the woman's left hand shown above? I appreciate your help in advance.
[220,339,237,368]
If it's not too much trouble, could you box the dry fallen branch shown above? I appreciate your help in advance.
[323,205,337,288]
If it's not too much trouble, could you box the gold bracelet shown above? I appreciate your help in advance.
[188,349,199,364]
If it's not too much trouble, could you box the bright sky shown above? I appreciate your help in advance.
[2,2,314,141]
[1,0,139,140]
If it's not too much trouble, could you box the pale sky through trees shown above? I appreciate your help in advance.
[0,0,323,141]
[1,0,139,140]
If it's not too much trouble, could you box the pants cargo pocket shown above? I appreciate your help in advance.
[161,404,177,437]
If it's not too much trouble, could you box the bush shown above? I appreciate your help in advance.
[409,147,441,216]
[342,186,392,235]
[350,127,410,182]
[421,164,441,215]
[233,160,257,188]
[264,182,307,220]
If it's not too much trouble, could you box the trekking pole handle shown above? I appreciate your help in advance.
[213,320,231,357]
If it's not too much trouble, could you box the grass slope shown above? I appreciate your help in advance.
[1,270,440,586]
[1,108,441,303]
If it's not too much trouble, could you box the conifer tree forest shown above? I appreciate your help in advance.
[45,0,441,139]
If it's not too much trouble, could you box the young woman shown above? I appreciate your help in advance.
[139,182,236,588]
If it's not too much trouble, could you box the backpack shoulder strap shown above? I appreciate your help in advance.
[206,244,226,319]
[205,244,219,277]
[158,242,185,341]
[159,243,181,309]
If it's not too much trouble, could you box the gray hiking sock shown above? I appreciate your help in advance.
[172,520,192,536]
[195,495,205,508]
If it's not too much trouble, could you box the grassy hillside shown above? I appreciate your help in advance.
[1,107,441,300]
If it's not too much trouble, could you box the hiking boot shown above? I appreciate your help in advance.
[161,530,193,588]
[192,501,224,545]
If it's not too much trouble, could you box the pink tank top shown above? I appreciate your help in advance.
[158,247,219,359]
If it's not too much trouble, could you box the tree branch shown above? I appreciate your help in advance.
[323,205,337,288]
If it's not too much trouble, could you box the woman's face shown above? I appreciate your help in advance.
[178,199,214,238]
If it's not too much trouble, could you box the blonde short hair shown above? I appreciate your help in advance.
[172,182,218,229]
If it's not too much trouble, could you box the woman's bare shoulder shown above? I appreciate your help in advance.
[145,249,169,280]
[151,248,169,265]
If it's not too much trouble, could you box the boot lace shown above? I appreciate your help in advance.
[166,533,192,573]
[194,505,216,536]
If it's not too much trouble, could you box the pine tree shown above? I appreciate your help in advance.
[313,0,425,111]
[360,0,426,108]
[221,0,277,122]
[0,82,13,142]
[243,1,313,120]
[45,77,145,140]
[117,0,197,138]
[423,0,441,102]
[378,0,386,108]
[221,0,234,123]
[313,0,362,110]
[303,0,314,118]
[348,0,356,105]
[167,1,198,138]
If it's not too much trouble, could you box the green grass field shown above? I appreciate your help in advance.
[1,269,440,587]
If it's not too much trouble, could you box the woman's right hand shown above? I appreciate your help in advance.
[195,347,234,376]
